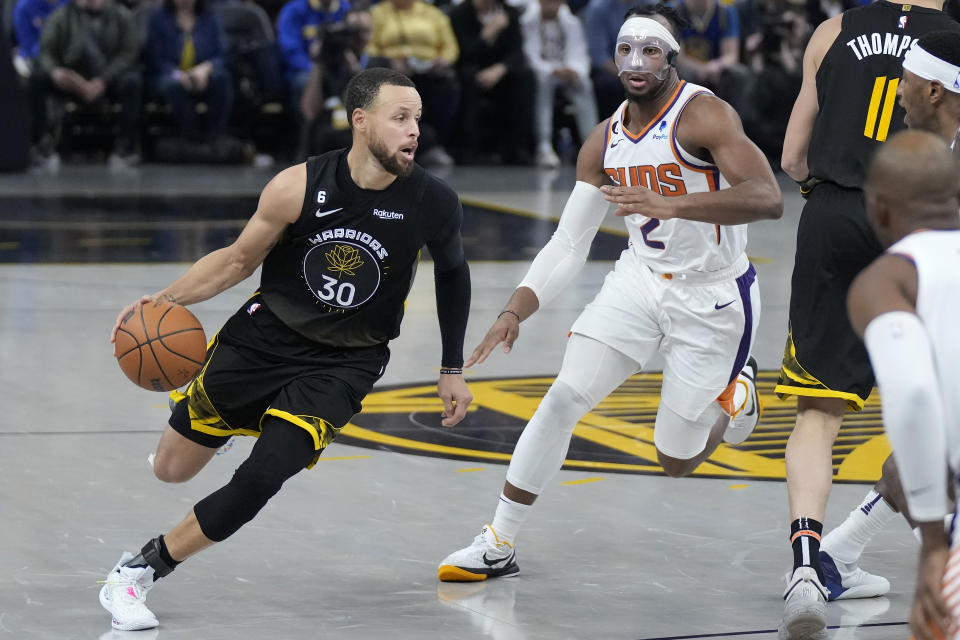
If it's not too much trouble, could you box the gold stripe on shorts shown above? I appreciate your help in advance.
[172,336,257,438]
[775,329,867,411]
[261,408,341,468]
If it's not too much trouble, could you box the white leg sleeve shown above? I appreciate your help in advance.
[653,400,726,460]
[505,334,639,494]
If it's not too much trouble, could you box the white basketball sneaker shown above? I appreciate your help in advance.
[724,356,762,444]
[99,552,159,630]
[778,567,829,640]
[819,549,889,600]
[438,525,519,582]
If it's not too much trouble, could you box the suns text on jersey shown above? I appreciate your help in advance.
[604,163,689,196]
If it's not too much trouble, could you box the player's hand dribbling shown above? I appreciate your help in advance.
[464,312,520,368]
[600,184,677,219]
[110,295,158,343]
[438,374,472,427]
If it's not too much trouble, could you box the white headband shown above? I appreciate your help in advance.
[617,16,681,54]
[903,43,960,94]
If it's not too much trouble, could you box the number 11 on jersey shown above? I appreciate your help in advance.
[864,76,899,142]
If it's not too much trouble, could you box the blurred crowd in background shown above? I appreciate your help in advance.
[5,0,960,171]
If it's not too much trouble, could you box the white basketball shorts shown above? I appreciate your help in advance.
[569,248,760,423]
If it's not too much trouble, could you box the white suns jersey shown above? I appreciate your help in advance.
[603,81,745,273]
[887,230,960,472]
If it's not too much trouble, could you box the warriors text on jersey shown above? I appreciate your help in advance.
[886,230,960,471]
[259,149,463,348]
[808,1,960,188]
[602,80,744,273]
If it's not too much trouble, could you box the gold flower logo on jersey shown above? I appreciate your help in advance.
[325,244,365,276]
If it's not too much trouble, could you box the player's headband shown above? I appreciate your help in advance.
[615,17,681,80]
[903,43,960,94]
[617,17,681,54]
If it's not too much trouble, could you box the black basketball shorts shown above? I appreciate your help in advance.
[169,295,389,467]
[775,183,884,411]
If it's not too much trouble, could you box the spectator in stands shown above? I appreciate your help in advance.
[449,0,533,165]
[144,0,234,144]
[368,0,458,164]
[31,0,141,169]
[804,0,857,27]
[276,0,349,106]
[521,0,597,168]
[740,0,807,161]
[299,8,451,167]
[299,7,368,153]
[676,0,752,115]
[12,0,70,75]
[583,0,647,117]
[215,0,286,105]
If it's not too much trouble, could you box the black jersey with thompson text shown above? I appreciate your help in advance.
[808,1,959,189]
[260,149,463,348]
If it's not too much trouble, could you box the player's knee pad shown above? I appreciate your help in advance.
[554,333,636,408]
[194,419,314,542]
[506,336,638,494]
[654,401,724,462]
[506,380,593,494]
[194,457,291,542]
[537,380,594,434]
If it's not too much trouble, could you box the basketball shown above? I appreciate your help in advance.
[114,300,207,392]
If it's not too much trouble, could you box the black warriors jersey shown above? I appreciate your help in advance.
[259,149,463,347]
[808,1,959,188]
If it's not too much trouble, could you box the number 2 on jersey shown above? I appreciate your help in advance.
[640,218,665,250]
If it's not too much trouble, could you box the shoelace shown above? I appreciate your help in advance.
[99,573,152,602]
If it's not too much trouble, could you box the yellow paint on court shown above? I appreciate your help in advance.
[561,478,605,486]
[336,372,889,482]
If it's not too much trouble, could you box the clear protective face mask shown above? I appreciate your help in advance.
[615,36,673,80]
[613,17,680,81]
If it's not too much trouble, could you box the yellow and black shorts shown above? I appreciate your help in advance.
[169,297,388,467]
[774,183,883,411]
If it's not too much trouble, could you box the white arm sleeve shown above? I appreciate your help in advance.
[864,311,949,522]
[517,181,611,308]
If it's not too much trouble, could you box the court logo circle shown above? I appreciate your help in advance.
[338,373,889,482]
[304,241,381,309]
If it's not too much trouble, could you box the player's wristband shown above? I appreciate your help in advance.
[797,175,822,199]
[498,309,521,323]
[440,368,463,375]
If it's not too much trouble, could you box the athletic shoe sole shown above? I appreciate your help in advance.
[778,609,827,640]
[438,562,519,582]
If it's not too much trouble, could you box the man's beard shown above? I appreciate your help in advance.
[369,133,413,177]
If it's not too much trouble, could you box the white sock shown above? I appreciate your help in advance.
[490,493,530,546]
[822,490,897,564]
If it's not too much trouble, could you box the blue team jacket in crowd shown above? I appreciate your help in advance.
[276,0,350,75]
[144,5,228,78]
